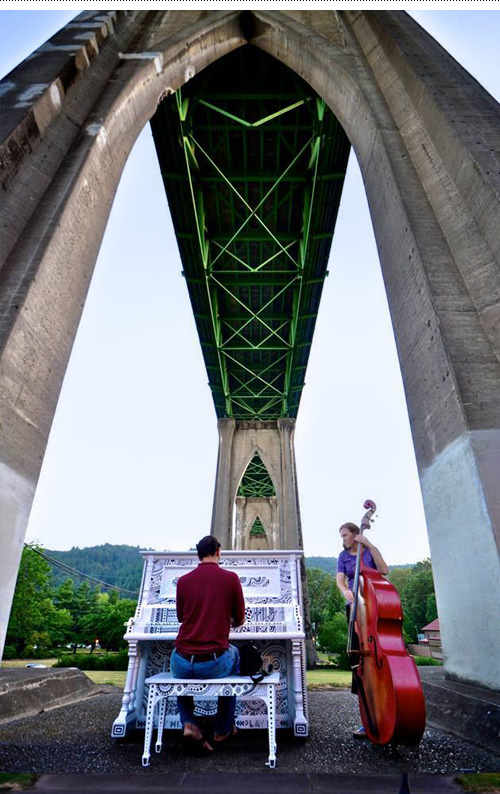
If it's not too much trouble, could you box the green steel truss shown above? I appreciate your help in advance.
[151,48,350,420]
[238,453,276,498]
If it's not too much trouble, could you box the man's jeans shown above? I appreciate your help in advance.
[170,645,240,736]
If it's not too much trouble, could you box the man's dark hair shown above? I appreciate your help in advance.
[196,535,221,560]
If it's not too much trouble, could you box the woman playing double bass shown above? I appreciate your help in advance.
[335,503,426,746]
[336,521,389,738]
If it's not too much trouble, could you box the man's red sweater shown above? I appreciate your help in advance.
[175,562,246,654]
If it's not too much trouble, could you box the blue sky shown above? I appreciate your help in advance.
[1,9,499,563]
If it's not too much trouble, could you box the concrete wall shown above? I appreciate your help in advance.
[1,10,499,690]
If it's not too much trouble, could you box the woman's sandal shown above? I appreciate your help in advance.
[353,726,369,739]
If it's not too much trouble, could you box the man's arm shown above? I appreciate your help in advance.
[176,581,184,623]
[231,576,246,628]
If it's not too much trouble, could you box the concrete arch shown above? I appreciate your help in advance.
[1,10,499,690]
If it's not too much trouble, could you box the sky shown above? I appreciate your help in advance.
[1,7,499,565]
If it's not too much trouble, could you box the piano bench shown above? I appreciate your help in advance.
[142,671,281,769]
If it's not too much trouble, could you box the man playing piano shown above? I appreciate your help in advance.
[170,535,246,753]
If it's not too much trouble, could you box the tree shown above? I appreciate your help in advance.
[389,558,437,641]
[6,545,53,653]
[70,582,101,645]
[91,596,136,650]
[317,612,350,669]
[6,545,75,653]
[306,568,343,634]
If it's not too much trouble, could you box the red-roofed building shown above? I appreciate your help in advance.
[421,618,442,659]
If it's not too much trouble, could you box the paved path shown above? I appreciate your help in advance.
[0,688,498,784]
[31,771,468,793]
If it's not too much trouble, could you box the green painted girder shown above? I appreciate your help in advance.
[151,47,350,420]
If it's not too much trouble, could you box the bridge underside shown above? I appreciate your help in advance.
[1,10,499,689]
[151,46,350,421]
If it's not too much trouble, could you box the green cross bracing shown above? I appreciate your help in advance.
[250,518,267,537]
[151,47,350,420]
[238,454,276,498]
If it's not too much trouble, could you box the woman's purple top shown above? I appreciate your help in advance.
[337,548,376,592]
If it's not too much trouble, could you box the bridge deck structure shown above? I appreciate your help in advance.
[151,47,350,423]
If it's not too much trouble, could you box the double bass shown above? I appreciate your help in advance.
[347,499,426,745]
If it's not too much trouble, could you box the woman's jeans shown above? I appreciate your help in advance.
[170,645,240,736]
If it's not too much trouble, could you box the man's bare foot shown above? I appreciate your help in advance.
[183,723,214,752]
[213,726,238,743]
[183,723,202,740]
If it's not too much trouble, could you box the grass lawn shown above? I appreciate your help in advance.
[0,773,38,791]
[85,669,351,690]
[2,659,57,668]
[4,661,350,690]
[457,774,500,792]
[84,670,127,687]
[306,668,351,689]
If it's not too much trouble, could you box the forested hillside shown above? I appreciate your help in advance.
[6,544,436,659]
[305,556,337,574]
[46,544,145,591]
[44,545,337,590]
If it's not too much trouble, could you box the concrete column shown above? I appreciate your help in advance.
[278,419,303,550]
[210,419,317,665]
[211,420,302,549]
[0,465,35,664]
[234,496,245,550]
[210,418,237,547]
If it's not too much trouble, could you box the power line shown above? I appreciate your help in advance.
[26,544,139,597]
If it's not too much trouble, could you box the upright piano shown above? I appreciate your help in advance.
[111,550,308,738]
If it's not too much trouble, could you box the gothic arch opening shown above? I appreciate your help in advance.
[234,451,277,550]
[249,516,269,550]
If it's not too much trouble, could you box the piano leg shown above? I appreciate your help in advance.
[142,683,157,767]
[265,682,277,769]
[112,640,141,738]
[291,640,309,737]
[155,696,167,753]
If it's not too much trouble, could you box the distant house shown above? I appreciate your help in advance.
[420,618,442,660]
[407,618,442,660]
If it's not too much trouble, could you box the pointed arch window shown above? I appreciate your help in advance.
[250,518,267,537]
[238,453,275,498]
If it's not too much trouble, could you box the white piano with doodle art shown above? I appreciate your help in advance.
[111,550,308,738]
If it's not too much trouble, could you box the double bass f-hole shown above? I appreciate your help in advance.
[368,635,383,669]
